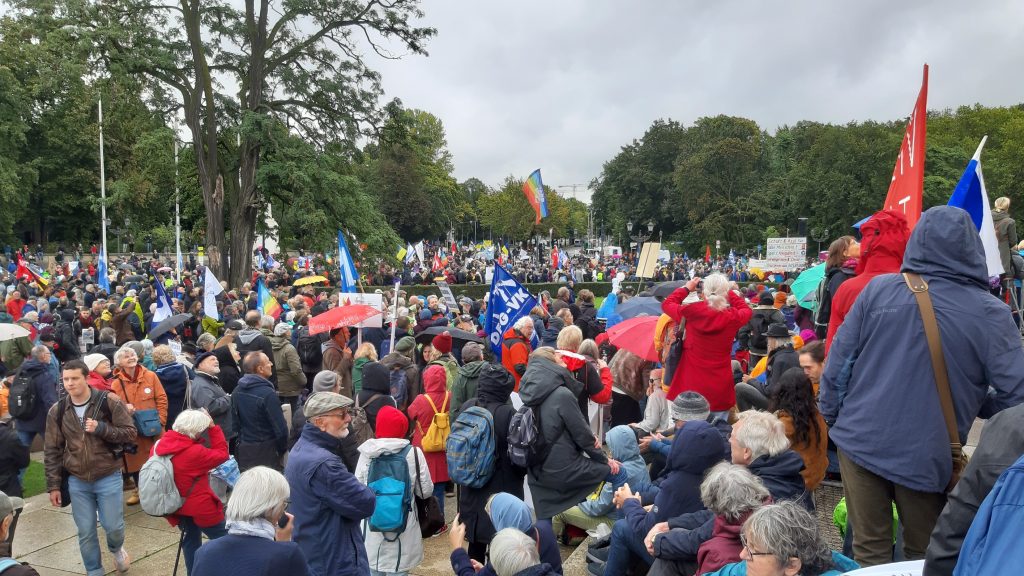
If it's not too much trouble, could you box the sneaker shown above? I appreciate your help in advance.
[432,524,449,537]
[113,547,131,573]
[586,544,610,564]
[125,490,139,506]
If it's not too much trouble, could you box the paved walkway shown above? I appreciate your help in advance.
[11,419,986,575]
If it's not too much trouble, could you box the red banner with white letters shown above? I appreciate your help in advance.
[882,64,928,230]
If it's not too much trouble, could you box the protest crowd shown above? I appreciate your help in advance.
[2,199,1024,576]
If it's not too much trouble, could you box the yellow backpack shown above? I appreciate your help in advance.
[419,392,450,453]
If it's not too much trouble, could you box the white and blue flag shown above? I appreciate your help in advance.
[337,230,360,293]
[152,279,175,324]
[97,250,110,293]
[947,137,1003,278]
[485,264,538,360]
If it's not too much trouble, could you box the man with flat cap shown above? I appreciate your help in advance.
[285,392,376,576]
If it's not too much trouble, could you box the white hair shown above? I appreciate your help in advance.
[702,273,731,311]
[172,409,212,439]
[735,410,791,460]
[113,346,138,365]
[260,314,275,330]
[226,466,290,523]
[743,502,834,574]
[490,528,540,576]
[30,345,50,361]
[701,462,769,522]
[513,316,534,332]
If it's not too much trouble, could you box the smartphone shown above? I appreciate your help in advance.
[278,514,289,529]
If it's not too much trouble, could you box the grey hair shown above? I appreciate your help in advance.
[260,314,275,330]
[114,346,138,365]
[767,335,792,353]
[172,409,212,439]
[226,466,290,523]
[701,462,769,523]
[513,316,534,332]
[30,345,50,361]
[99,327,116,343]
[735,410,790,460]
[490,528,540,576]
[702,273,731,311]
[196,332,216,350]
[743,501,834,574]
[142,339,154,354]
[578,339,600,361]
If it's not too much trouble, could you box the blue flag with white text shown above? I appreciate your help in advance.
[485,264,538,360]
[97,250,110,293]
[337,230,360,293]
[152,279,175,324]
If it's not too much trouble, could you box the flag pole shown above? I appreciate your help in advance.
[389,280,400,353]
[974,135,988,159]
[99,94,108,261]
[174,138,182,281]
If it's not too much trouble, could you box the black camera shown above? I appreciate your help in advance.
[110,443,138,459]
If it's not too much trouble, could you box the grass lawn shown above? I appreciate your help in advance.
[22,460,46,498]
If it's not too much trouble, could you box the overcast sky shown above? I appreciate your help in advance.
[370,0,1024,203]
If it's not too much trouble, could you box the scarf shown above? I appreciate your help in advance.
[226,518,277,541]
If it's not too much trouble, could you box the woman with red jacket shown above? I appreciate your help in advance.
[407,364,451,533]
[661,274,752,414]
[152,409,229,575]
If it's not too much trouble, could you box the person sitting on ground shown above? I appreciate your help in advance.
[191,466,308,576]
[630,368,671,438]
[490,528,559,576]
[553,425,651,545]
[152,409,229,575]
[0,490,38,576]
[355,405,433,575]
[692,463,771,576]
[702,501,858,576]
[769,368,827,492]
[736,323,798,412]
[487,493,562,574]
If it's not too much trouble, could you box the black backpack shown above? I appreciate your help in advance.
[8,368,36,420]
[296,328,323,369]
[507,404,549,468]
[53,321,79,362]
[747,312,770,352]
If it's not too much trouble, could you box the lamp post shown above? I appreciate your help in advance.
[627,219,655,257]
[811,227,830,256]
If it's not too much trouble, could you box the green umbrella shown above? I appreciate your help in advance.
[790,263,827,310]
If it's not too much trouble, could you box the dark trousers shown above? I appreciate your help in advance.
[734,382,770,411]
[838,451,946,567]
[178,517,227,575]
[605,518,654,576]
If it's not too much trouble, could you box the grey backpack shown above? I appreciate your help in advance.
[138,440,198,517]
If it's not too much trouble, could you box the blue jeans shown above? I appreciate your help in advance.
[604,518,653,576]
[178,517,227,575]
[15,430,39,483]
[433,481,447,519]
[68,472,125,576]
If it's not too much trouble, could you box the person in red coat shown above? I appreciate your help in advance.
[152,409,230,575]
[501,320,534,392]
[407,364,451,531]
[661,274,752,413]
[825,210,909,352]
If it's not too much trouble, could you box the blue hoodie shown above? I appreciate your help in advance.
[579,425,651,517]
[488,493,562,575]
[822,206,1024,493]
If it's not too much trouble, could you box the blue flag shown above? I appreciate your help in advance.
[152,279,175,324]
[337,230,359,293]
[97,250,110,293]
[948,138,1003,278]
[485,264,538,360]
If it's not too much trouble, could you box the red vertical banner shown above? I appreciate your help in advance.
[550,247,559,269]
[882,64,928,230]
[704,245,711,263]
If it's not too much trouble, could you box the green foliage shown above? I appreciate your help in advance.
[595,105,1024,254]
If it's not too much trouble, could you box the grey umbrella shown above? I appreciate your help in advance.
[148,313,191,340]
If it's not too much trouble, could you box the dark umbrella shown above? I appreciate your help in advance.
[414,325,484,345]
[616,296,664,319]
[652,280,687,301]
[148,313,191,340]
[123,275,145,283]
[118,263,135,271]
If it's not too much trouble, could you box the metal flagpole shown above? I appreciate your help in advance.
[174,139,182,280]
[389,280,400,352]
[99,95,108,259]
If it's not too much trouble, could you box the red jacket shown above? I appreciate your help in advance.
[407,365,450,483]
[696,512,751,575]
[5,298,24,322]
[661,288,752,410]
[153,425,229,528]
[501,328,531,392]
[825,210,909,352]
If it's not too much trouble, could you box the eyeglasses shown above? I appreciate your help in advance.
[739,534,773,558]
[649,378,661,384]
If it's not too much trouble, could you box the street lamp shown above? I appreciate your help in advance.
[627,220,655,255]
[811,227,830,256]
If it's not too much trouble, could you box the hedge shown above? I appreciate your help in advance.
[346,280,784,302]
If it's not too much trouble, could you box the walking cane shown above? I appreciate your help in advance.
[172,527,186,576]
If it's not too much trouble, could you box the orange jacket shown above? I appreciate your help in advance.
[501,328,531,391]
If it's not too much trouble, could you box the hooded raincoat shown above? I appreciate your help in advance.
[518,356,609,520]
[821,206,1024,494]
[407,364,451,483]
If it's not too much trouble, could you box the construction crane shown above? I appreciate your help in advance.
[558,184,587,200]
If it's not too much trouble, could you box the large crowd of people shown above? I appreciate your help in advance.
[1,201,1023,576]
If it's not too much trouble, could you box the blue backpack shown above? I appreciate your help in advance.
[446,403,496,488]
[366,445,412,537]
[389,367,409,408]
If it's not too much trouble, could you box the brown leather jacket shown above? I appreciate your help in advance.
[44,389,137,491]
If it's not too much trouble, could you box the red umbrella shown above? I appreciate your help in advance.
[606,316,660,362]
[308,304,382,335]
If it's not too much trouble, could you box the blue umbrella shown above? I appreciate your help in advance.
[790,263,826,310]
[616,296,664,319]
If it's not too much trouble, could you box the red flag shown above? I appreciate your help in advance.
[882,64,928,230]
[15,255,32,283]
[432,253,442,272]
[450,241,457,255]
[550,247,559,269]
[704,245,711,263]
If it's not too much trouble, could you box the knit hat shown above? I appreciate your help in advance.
[461,341,483,361]
[670,392,710,422]
[395,336,416,355]
[312,370,338,392]
[124,340,145,359]
[375,405,408,439]
[194,351,217,371]
[273,323,290,337]
[418,308,432,321]
[758,291,774,306]
[84,354,109,372]
[303,391,353,418]
[360,362,391,394]
[799,329,817,344]
[432,331,452,355]
[38,327,56,342]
